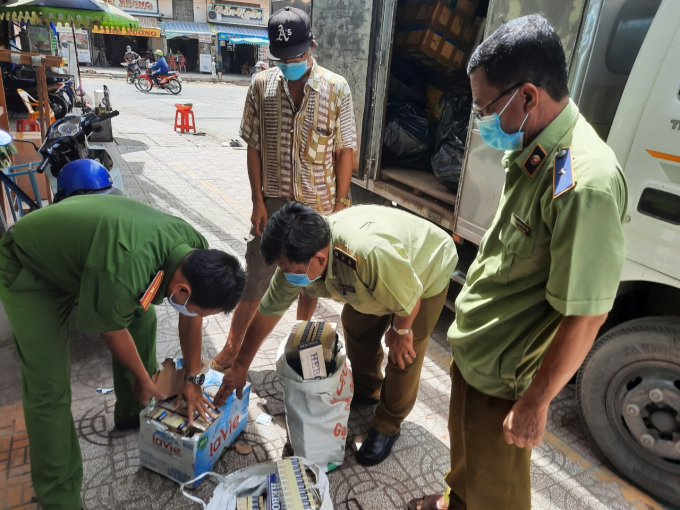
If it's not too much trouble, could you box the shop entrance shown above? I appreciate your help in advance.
[167,37,198,72]
[102,34,150,66]
[233,43,257,75]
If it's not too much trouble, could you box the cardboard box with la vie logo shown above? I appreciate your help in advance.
[138,358,250,487]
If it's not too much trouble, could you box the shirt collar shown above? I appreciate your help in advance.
[153,244,195,305]
[502,99,580,177]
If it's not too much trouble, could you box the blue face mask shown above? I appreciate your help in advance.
[169,293,199,317]
[284,259,321,287]
[476,88,529,151]
[275,60,309,81]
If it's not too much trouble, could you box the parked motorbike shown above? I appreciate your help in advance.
[1,67,70,119]
[136,65,182,95]
[0,111,125,214]
[54,82,73,115]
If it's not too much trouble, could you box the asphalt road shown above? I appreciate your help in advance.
[81,75,249,144]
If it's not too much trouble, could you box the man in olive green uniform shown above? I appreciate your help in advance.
[411,15,628,510]
[0,195,245,510]
[215,202,458,465]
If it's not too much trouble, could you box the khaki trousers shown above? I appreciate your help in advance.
[342,284,449,436]
[444,362,531,510]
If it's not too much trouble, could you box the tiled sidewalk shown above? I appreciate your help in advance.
[0,111,676,509]
[0,404,36,510]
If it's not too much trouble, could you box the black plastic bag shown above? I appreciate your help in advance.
[383,102,434,170]
[431,84,472,190]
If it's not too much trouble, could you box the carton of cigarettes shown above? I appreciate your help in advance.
[267,472,286,510]
[277,457,318,510]
[285,321,339,379]
[138,357,250,488]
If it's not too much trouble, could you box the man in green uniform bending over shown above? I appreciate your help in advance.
[0,195,245,510]
[215,201,458,466]
[410,15,628,510]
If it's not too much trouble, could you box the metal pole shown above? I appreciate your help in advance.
[68,14,83,108]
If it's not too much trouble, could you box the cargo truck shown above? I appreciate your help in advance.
[309,0,680,503]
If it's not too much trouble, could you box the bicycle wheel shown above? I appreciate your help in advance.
[137,77,152,92]
[166,79,181,95]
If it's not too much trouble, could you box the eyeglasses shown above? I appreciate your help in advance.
[472,83,523,120]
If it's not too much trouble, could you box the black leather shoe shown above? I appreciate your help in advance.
[351,394,380,406]
[356,427,400,466]
[114,416,140,431]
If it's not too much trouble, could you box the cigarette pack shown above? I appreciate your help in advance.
[237,496,265,510]
[267,473,286,510]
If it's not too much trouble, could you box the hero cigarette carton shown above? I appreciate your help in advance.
[138,357,250,487]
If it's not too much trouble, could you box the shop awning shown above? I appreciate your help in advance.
[214,23,268,43]
[163,21,214,40]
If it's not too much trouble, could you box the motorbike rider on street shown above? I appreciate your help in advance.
[150,49,169,87]
[124,46,139,84]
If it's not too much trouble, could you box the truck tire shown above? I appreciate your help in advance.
[576,317,680,505]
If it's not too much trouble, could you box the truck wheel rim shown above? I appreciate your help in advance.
[606,361,680,471]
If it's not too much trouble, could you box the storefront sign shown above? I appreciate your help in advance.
[199,34,213,43]
[56,27,91,63]
[103,0,159,16]
[91,26,161,38]
[209,3,264,23]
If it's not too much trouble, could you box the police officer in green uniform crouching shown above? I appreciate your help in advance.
[0,195,245,510]
[215,201,458,466]
[410,15,628,510]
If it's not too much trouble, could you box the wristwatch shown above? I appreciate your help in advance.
[184,372,206,386]
[337,197,351,207]
[391,325,412,336]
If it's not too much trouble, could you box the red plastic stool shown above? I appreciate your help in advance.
[16,119,41,132]
[174,104,196,133]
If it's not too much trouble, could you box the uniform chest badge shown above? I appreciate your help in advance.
[511,213,531,236]
[140,270,164,311]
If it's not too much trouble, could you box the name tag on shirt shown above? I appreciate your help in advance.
[511,213,531,237]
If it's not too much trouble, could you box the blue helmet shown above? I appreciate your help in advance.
[55,159,120,202]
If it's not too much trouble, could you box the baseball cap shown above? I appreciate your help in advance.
[267,7,313,61]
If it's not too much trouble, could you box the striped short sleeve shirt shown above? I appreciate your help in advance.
[239,59,357,214]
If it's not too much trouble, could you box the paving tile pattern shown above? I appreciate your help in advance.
[0,404,37,510]
[0,110,676,510]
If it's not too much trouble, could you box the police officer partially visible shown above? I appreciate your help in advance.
[0,195,246,510]
[215,202,458,466]
[410,15,628,510]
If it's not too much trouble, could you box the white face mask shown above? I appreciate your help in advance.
[168,293,198,317]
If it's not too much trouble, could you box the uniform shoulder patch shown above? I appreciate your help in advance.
[522,143,547,177]
[333,247,357,271]
[140,270,164,311]
[553,147,575,198]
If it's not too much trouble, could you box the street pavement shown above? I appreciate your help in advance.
[0,78,678,510]
[81,75,249,144]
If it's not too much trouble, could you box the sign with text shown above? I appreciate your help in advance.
[210,3,264,23]
[56,27,91,63]
[102,0,159,16]
[91,26,161,38]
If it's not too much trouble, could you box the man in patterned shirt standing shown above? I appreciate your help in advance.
[212,6,357,372]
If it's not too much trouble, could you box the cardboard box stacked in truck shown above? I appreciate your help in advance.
[394,0,482,73]
[138,358,250,487]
